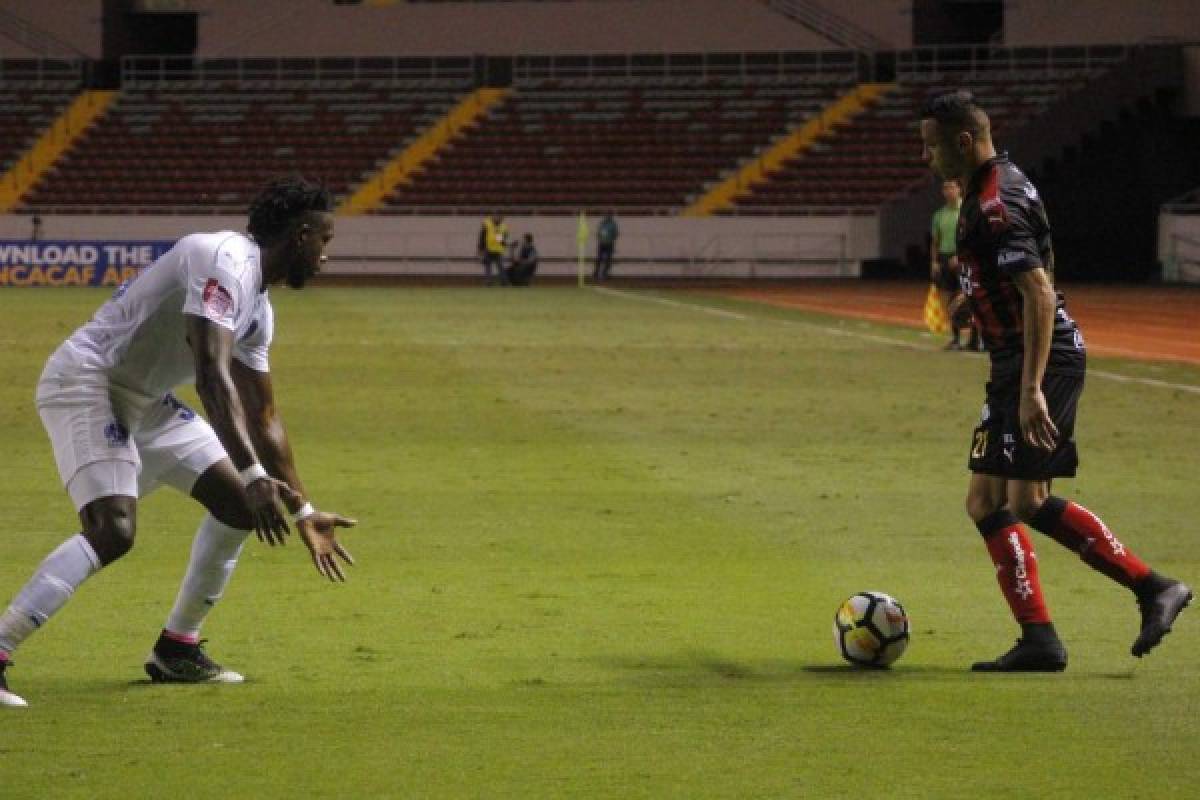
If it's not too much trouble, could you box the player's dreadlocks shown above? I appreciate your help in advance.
[247,176,333,244]
[920,89,991,139]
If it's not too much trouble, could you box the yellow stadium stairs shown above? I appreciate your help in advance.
[0,89,118,214]
[337,86,511,216]
[681,83,894,217]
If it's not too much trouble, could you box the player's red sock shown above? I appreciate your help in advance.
[161,628,200,646]
[977,510,1051,625]
[1029,496,1150,589]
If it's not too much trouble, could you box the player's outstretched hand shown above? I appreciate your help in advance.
[297,511,357,582]
[245,476,295,546]
[1019,387,1058,451]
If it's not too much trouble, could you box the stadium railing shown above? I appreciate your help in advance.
[0,58,83,87]
[895,43,1129,79]
[511,50,860,83]
[119,56,475,89]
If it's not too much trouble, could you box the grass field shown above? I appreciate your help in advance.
[1,285,1198,799]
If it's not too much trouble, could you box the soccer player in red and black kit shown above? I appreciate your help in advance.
[919,90,1191,672]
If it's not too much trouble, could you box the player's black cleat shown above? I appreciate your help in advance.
[144,635,244,684]
[1132,577,1192,658]
[972,626,1067,672]
[0,660,29,708]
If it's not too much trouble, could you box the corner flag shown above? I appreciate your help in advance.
[923,283,949,334]
[576,212,589,288]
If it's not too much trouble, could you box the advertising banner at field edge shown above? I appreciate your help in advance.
[0,240,175,287]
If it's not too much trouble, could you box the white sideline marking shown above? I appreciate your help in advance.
[1089,369,1200,395]
[593,287,1200,395]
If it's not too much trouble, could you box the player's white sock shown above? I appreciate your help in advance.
[163,515,249,641]
[0,534,102,656]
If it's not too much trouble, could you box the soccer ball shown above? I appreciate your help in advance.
[833,591,910,668]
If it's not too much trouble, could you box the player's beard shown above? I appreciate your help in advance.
[286,260,309,289]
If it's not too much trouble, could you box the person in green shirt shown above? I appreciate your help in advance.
[930,179,978,350]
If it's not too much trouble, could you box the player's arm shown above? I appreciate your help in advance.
[1012,267,1058,451]
[231,360,357,581]
[186,314,292,544]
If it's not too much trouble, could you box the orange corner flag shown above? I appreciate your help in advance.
[923,284,949,334]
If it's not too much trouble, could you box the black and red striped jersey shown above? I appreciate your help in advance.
[957,153,1085,376]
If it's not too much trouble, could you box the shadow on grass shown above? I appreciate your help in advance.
[598,651,1140,686]
[598,650,960,687]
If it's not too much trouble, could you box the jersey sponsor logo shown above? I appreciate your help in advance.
[997,249,1026,267]
[202,278,235,321]
[103,420,129,447]
[1007,531,1035,600]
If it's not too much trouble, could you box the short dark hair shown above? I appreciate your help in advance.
[247,176,333,243]
[920,89,989,135]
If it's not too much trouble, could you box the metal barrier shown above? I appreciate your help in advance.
[897,44,1130,78]
[120,56,475,88]
[513,50,860,83]
[325,228,859,279]
[0,58,83,87]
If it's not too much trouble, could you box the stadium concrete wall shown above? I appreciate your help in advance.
[1005,0,1200,46]
[0,214,878,279]
[194,0,831,58]
[806,0,911,48]
[1158,211,1200,284]
[0,0,102,58]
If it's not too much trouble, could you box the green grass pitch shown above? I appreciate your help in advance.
[1,285,1197,799]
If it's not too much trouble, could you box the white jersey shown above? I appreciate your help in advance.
[46,231,274,415]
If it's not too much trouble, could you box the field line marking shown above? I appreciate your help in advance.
[592,286,752,320]
[593,286,926,350]
[1089,369,1200,395]
[593,287,1200,394]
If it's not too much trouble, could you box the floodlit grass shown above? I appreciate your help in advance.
[1,286,1197,799]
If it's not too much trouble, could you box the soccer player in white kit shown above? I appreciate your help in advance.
[0,177,356,708]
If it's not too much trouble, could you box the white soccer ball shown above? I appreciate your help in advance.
[833,591,910,668]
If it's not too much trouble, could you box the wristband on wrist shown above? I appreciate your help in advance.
[291,502,316,523]
[239,463,268,486]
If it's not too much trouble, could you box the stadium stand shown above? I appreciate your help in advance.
[0,87,77,174]
[377,75,858,215]
[726,63,1106,212]
[20,81,468,212]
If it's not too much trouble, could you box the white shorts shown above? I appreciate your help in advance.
[36,368,227,511]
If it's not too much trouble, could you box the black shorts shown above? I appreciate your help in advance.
[968,371,1083,480]
[934,254,959,292]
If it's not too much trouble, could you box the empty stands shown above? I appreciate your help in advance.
[726,69,1098,212]
[21,83,466,212]
[377,75,854,215]
[0,88,77,174]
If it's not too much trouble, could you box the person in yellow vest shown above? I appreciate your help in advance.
[478,213,509,286]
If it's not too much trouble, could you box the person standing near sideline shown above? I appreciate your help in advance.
[593,212,618,282]
[0,176,357,708]
[918,90,1190,672]
[478,212,508,286]
[931,179,980,350]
